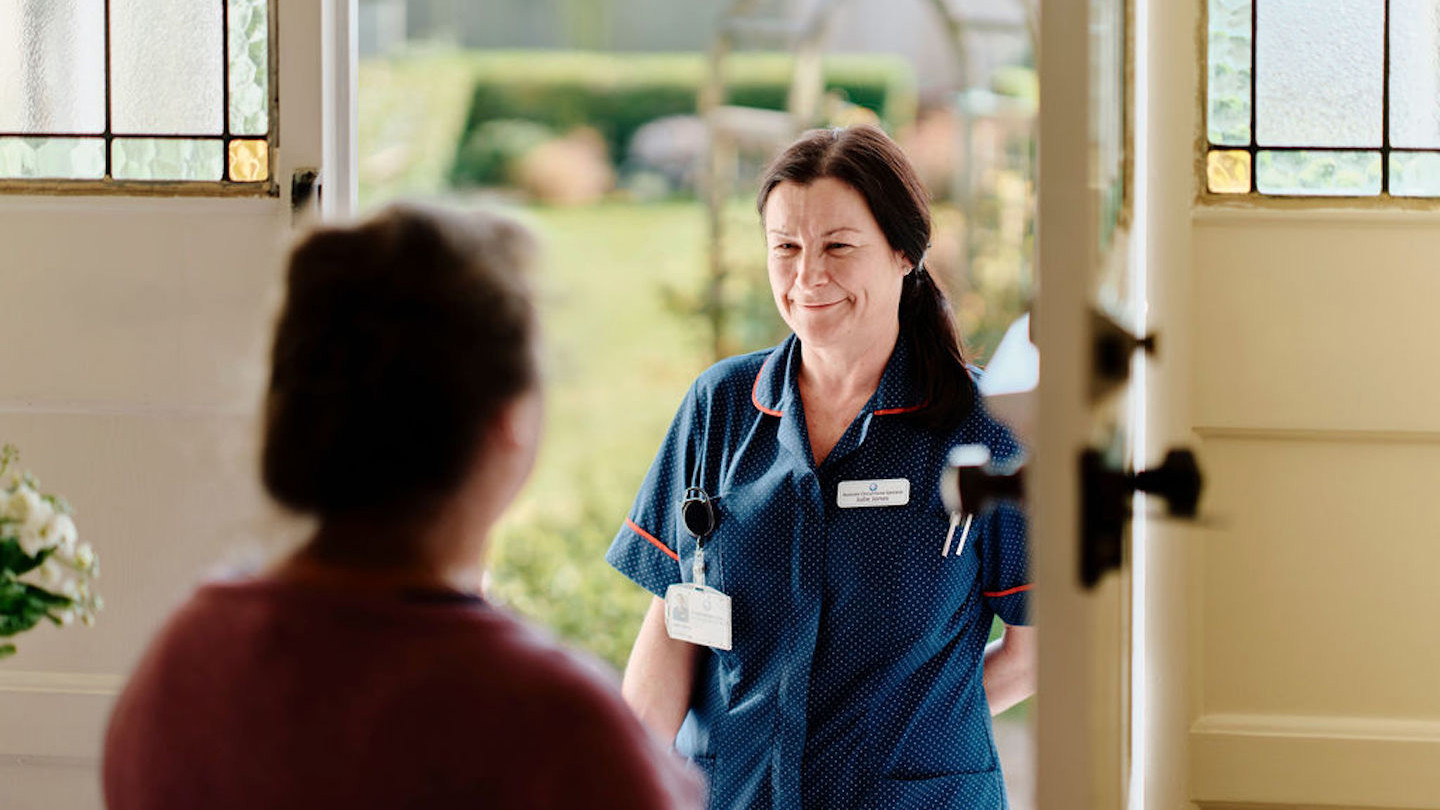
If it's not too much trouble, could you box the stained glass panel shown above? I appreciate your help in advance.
[1207,0,1252,146]
[112,138,223,181]
[1207,150,1251,193]
[1390,152,1440,197]
[110,0,224,135]
[228,0,269,136]
[0,137,105,179]
[1389,0,1440,149]
[0,0,106,134]
[1255,150,1382,196]
[228,139,268,181]
[1255,0,1384,148]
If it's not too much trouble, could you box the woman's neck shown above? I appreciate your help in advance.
[272,501,493,596]
[797,321,899,405]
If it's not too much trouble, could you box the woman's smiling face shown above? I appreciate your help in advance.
[763,177,910,352]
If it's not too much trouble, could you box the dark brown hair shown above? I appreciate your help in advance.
[262,203,538,520]
[757,125,975,429]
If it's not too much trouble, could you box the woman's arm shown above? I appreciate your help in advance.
[622,596,700,741]
[983,623,1037,716]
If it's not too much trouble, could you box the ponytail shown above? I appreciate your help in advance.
[899,262,976,430]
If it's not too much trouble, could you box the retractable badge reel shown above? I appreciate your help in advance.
[663,487,733,650]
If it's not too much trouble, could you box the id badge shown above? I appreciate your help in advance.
[663,583,732,650]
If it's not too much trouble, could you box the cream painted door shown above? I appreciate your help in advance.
[1035,0,1149,808]
[0,3,354,808]
[1143,3,1440,809]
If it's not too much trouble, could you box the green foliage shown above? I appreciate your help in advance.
[487,486,653,670]
[451,118,557,187]
[447,50,918,186]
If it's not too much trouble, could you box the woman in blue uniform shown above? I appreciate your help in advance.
[607,125,1035,809]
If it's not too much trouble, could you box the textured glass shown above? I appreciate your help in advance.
[1091,0,1125,249]
[1207,0,1252,146]
[0,0,106,133]
[1255,0,1384,147]
[110,0,223,134]
[1390,152,1440,196]
[1207,150,1252,193]
[1255,150,1381,195]
[1390,0,1440,148]
[112,138,223,180]
[228,0,270,135]
[0,137,104,178]
[228,139,268,181]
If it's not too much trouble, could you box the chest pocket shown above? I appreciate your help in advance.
[827,497,981,649]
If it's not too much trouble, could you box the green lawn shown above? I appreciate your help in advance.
[486,201,714,670]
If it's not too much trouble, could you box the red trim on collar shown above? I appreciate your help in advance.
[874,401,928,416]
[751,354,784,417]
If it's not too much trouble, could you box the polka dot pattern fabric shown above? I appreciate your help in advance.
[606,334,1030,810]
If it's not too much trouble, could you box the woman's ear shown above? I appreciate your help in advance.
[491,388,544,450]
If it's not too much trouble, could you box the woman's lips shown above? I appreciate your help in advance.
[797,299,844,310]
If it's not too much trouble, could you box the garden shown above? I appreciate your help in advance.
[358,47,1036,673]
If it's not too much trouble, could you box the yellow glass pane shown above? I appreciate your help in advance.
[1207,149,1251,193]
[228,139,268,182]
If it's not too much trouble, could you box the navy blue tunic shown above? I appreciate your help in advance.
[607,333,1030,809]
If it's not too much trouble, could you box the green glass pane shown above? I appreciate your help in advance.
[1255,150,1381,196]
[112,138,223,180]
[1390,152,1440,197]
[228,0,269,136]
[0,137,104,179]
[1208,0,1253,146]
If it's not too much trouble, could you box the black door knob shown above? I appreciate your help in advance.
[1133,449,1203,518]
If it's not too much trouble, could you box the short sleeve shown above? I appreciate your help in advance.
[605,383,701,597]
[977,501,1031,625]
[967,403,1031,626]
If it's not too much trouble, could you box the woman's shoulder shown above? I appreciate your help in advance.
[687,340,787,409]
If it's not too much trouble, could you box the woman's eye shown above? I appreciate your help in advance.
[827,243,853,252]
[772,243,797,252]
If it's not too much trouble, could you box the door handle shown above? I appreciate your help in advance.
[942,444,1026,518]
[1091,308,1156,403]
[1081,447,1204,589]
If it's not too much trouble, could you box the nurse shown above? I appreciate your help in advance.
[607,125,1035,809]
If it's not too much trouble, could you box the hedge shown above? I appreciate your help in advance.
[449,50,917,187]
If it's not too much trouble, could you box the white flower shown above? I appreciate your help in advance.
[59,578,80,601]
[36,558,65,588]
[39,513,78,555]
[6,486,53,533]
[56,608,76,626]
[72,542,96,574]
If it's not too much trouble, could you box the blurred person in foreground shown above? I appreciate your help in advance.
[608,126,1035,809]
[104,205,704,810]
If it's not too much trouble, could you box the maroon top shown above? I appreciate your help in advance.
[104,579,703,810]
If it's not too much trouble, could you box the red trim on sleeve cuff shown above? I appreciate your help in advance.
[982,583,1033,598]
[626,518,679,562]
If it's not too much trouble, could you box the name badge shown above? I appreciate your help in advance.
[836,478,910,508]
[663,583,732,650]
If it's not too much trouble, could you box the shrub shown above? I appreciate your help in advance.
[449,50,918,188]
[451,118,557,187]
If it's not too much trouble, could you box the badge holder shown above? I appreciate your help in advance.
[664,487,733,650]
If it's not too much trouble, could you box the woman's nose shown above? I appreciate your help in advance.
[796,250,828,287]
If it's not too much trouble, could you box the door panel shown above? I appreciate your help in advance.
[0,3,342,807]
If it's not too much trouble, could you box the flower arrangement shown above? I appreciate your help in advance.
[0,445,100,658]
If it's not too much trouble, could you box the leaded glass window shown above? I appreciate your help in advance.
[0,0,274,190]
[1206,0,1440,198]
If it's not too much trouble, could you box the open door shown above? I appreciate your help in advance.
[0,2,354,806]
[1034,0,1153,806]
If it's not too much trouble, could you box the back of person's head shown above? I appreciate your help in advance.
[262,203,538,521]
